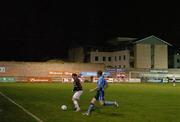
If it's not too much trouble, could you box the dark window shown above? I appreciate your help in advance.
[177,59,180,63]
[119,56,121,61]
[130,51,134,56]
[130,62,134,68]
[108,57,111,61]
[119,65,121,68]
[115,56,117,61]
[124,55,126,60]
[103,57,106,61]
[95,56,98,61]
[124,65,126,68]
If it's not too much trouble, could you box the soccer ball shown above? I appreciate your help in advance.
[61,105,67,111]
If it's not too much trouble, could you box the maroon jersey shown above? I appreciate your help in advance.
[73,78,82,92]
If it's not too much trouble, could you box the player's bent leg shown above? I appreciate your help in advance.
[83,98,96,116]
[73,99,81,112]
[104,101,119,107]
[72,91,83,112]
[72,98,78,110]
[99,100,105,106]
[90,97,96,103]
[72,94,77,110]
[75,91,83,112]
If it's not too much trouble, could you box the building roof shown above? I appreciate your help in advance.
[133,35,172,46]
[107,37,137,45]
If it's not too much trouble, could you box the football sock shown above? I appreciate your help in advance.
[73,100,80,109]
[104,101,115,106]
[87,103,94,114]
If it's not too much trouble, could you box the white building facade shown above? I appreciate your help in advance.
[90,50,130,68]
[174,54,180,68]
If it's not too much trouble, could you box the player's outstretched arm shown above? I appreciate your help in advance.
[104,79,108,89]
[89,87,98,92]
[105,83,108,89]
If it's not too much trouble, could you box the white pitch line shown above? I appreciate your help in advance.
[0,91,43,122]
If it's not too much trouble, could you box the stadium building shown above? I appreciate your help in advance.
[72,35,171,69]
[133,35,171,69]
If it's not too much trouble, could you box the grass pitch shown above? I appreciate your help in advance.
[0,83,180,122]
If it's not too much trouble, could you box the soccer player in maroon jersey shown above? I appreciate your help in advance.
[72,73,83,112]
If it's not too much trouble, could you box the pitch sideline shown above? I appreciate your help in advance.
[0,91,44,122]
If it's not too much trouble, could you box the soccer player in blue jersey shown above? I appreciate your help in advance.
[83,70,119,116]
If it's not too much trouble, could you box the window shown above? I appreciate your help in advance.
[119,65,121,68]
[95,56,98,61]
[177,59,180,63]
[115,56,117,61]
[108,57,111,61]
[124,65,126,68]
[103,57,106,61]
[124,55,126,60]
[119,56,121,61]
[130,62,134,68]
[130,51,134,56]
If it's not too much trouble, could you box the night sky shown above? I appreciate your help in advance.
[0,1,180,61]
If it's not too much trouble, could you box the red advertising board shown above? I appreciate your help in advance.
[48,71,63,75]
[28,77,52,82]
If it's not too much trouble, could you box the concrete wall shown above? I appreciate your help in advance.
[0,62,105,82]
[134,44,151,68]
[154,45,168,69]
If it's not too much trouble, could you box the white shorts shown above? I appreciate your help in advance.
[73,90,83,100]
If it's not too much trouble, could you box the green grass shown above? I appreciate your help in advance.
[0,83,180,122]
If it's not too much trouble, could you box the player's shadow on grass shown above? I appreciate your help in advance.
[95,111,123,117]
[94,107,123,117]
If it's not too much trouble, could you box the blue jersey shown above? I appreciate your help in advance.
[97,76,107,91]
